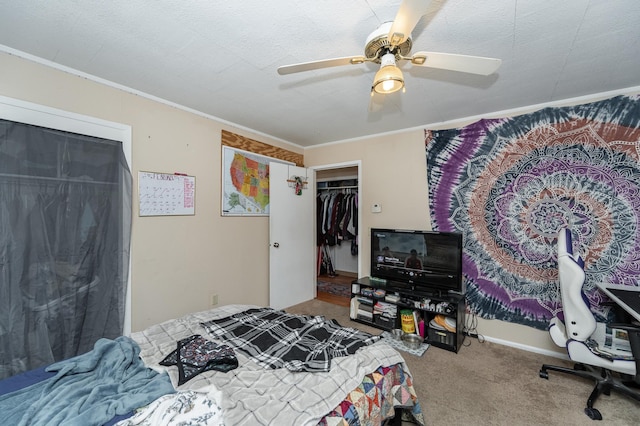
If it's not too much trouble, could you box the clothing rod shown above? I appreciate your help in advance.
[317,185,358,190]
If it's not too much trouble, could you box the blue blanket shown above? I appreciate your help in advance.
[0,336,174,426]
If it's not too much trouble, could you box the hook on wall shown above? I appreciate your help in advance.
[287,175,308,195]
[285,165,308,195]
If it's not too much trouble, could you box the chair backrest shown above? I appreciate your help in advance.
[557,228,596,341]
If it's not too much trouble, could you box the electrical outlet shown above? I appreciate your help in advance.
[210,294,218,306]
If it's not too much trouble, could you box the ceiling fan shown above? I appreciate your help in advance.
[277,0,501,95]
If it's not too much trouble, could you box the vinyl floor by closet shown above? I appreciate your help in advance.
[316,273,352,307]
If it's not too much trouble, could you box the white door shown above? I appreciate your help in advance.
[269,162,315,309]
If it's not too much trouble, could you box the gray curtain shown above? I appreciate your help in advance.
[0,119,132,379]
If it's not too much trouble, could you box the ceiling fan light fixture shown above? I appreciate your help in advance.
[277,1,503,100]
[372,52,405,94]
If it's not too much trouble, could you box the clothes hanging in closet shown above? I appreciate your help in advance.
[316,190,358,247]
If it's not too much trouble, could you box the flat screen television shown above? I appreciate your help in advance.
[370,228,464,295]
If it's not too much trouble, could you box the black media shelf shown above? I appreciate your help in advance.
[350,276,465,353]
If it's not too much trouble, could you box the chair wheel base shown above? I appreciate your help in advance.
[584,407,602,420]
[539,370,549,379]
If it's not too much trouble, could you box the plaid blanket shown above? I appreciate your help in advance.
[200,308,381,372]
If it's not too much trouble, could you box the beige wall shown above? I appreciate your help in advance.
[308,133,432,231]
[305,132,563,355]
[3,50,637,355]
[0,51,302,331]
[305,87,640,355]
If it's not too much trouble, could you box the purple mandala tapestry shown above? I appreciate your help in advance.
[425,94,640,329]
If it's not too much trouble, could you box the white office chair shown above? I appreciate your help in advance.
[540,228,640,420]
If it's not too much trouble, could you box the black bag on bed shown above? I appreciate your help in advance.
[160,334,238,385]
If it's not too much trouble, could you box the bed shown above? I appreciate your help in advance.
[0,304,424,425]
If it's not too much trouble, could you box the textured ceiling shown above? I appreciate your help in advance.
[0,0,639,147]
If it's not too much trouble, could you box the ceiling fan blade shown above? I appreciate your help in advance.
[277,56,367,75]
[368,91,377,113]
[387,0,432,47]
[411,51,502,75]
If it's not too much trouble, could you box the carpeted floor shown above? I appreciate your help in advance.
[286,299,640,426]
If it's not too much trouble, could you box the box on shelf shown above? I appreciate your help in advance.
[427,326,455,346]
[357,310,373,321]
[384,293,400,303]
[373,314,395,329]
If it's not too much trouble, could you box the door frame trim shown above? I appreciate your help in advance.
[0,94,133,336]
[310,160,362,278]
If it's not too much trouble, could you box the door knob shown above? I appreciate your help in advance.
[273,242,280,248]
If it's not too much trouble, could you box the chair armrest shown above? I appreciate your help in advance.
[603,302,635,322]
[610,323,640,331]
[610,323,640,361]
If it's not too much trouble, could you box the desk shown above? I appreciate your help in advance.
[596,282,640,323]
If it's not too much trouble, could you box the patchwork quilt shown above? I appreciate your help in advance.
[320,364,424,426]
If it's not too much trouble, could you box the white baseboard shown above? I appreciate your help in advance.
[480,334,569,360]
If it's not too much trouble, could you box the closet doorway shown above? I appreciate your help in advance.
[313,161,361,307]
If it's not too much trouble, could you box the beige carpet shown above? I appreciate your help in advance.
[286,299,640,425]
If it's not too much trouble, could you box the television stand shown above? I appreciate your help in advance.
[350,277,465,353]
